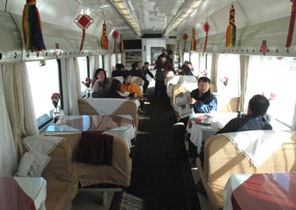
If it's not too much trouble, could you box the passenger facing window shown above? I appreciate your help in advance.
[246,56,296,128]
[26,60,60,128]
[77,57,89,97]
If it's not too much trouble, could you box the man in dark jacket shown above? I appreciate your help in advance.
[154,54,176,97]
[112,63,125,77]
[189,77,217,113]
[130,62,149,93]
[216,94,272,134]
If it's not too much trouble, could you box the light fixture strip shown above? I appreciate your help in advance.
[110,0,141,36]
[163,0,201,36]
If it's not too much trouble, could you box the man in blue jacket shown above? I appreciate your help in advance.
[189,77,217,113]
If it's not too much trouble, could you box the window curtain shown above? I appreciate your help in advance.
[210,53,218,91]
[89,56,96,81]
[0,66,17,176]
[239,55,249,112]
[66,58,80,115]
[2,63,38,159]
[292,103,296,130]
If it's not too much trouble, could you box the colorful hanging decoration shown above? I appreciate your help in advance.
[286,0,296,48]
[183,33,188,51]
[225,5,236,48]
[74,14,94,51]
[203,22,210,52]
[101,21,108,50]
[112,31,119,53]
[261,40,268,55]
[191,28,196,51]
[22,0,46,53]
[120,33,124,53]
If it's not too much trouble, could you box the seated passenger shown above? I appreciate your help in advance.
[180,66,193,76]
[130,62,149,93]
[141,62,154,79]
[112,63,125,77]
[91,68,111,98]
[216,94,272,134]
[104,79,125,99]
[120,71,143,99]
[188,77,217,113]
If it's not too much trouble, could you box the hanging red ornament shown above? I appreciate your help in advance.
[286,0,296,48]
[261,40,268,56]
[74,14,94,51]
[176,40,180,56]
[101,21,108,50]
[120,33,124,53]
[225,5,236,48]
[203,22,210,52]
[22,0,47,53]
[191,28,196,51]
[112,30,119,53]
[183,33,188,51]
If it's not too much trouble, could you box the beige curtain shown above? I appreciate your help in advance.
[0,65,17,175]
[239,55,250,111]
[2,63,38,158]
[292,103,296,130]
[66,58,80,115]
[210,53,218,91]
[89,56,96,80]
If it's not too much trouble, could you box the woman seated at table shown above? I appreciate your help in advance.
[120,71,143,99]
[104,79,125,99]
[92,68,111,98]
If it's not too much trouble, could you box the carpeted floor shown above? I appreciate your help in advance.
[122,89,200,210]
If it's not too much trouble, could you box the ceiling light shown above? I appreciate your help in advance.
[163,0,202,36]
[110,0,141,36]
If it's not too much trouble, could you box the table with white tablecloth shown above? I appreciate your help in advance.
[46,115,135,150]
[0,177,47,210]
[186,113,237,154]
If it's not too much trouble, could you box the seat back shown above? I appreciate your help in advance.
[217,96,239,113]
[78,98,138,134]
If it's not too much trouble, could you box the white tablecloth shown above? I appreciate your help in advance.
[187,113,237,154]
[14,177,47,210]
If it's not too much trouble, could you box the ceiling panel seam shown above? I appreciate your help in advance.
[8,12,23,62]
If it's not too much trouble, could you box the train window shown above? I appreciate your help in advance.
[246,56,296,127]
[118,53,122,63]
[190,53,199,76]
[77,57,88,97]
[206,53,213,78]
[111,54,116,70]
[99,55,104,68]
[26,60,60,127]
[184,52,190,63]
[217,54,240,97]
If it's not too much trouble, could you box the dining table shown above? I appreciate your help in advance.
[0,177,47,210]
[186,112,237,154]
[45,114,135,149]
[223,172,296,210]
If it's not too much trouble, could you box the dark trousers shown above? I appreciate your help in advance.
[154,79,166,97]
[143,80,149,93]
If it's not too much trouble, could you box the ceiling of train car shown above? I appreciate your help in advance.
[129,0,185,34]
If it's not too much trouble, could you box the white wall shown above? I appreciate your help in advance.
[142,39,166,66]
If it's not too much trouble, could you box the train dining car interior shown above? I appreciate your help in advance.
[1,0,296,209]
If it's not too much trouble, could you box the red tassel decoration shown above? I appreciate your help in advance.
[225,5,236,48]
[183,33,188,52]
[101,21,108,50]
[286,0,296,48]
[191,28,196,51]
[74,14,94,51]
[112,31,119,53]
[203,22,210,52]
[120,33,124,53]
[176,40,180,56]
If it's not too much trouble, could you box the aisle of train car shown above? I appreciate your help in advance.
[125,89,200,210]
